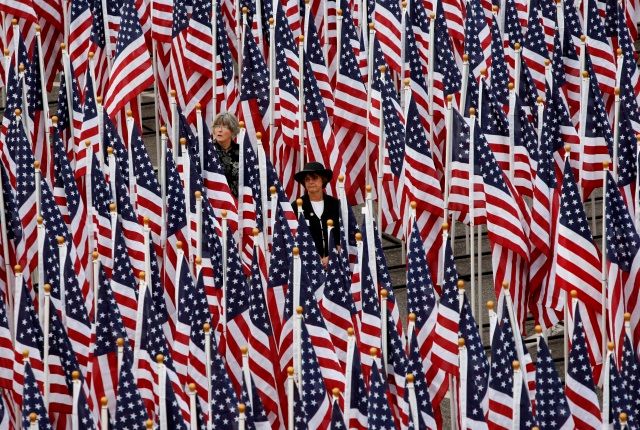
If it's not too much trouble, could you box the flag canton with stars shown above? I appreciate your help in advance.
[165,148,188,237]
[94,265,128,356]
[275,3,299,98]
[299,321,330,421]
[114,354,149,428]
[16,280,44,355]
[176,253,199,326]
[585,0,608,42]
[513,95,539,162]
[249,250,274,335]
[40,180,70,240]
[337,15,362,82]
[489,302,519,396]
[622,335,640,418]
[367,360,396,430]
[302,54,327,124]
[131,123,162,195]
[459,294,489,422]
[568,308,598,390]
[91,153,113,215]
[239,24,270,114]
[433,6,461,96]
[524,7,547,58]
[268,205,294,290]
[172,0,189,36]
[224,231,251,320]
[208,334,239,429]
[608,353,636,427]
[295,213,326,291]
[139,286,175,371]
[26,41,43,113]
[13,115,36,205]
[406,328,436,425]
[451,109,471,164]
[1,163,22,242]
[535,336,573,428]
[464,0,487,73]
[406,221,436,329]
[615,106,637,188]
[404,14,427,88]
[381,75,406,177]
[584,59,613,153]
[89,0,106,47]
[21,360,52,430]
[52,131,82,211]
[489,18,509,105]
[559,159,595,242]
[481,81,509,138]
[605,172,640,271]
[504,0,523,45]
[242,140,265,231]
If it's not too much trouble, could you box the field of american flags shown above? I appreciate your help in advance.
[0,0,638,428]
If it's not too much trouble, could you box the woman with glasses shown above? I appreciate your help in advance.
[213,112,241,198]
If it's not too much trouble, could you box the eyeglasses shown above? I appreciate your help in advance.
[213,124,230,130]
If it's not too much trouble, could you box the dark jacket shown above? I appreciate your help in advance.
[295,193,341,258]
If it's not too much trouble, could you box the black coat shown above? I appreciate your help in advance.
[295,194,341,258]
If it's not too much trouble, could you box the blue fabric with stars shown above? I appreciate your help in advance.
[367,360,396,430]
[558,158,595,242]
[239,23,269,113]
[535,335,573,429]
[21,359,53,430]
[604,172,640,271]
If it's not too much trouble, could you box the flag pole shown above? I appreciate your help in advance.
[71,371,80,430]
[457,338,467,428]
[602,342,613,426]
[487,300,497,347]
[160,126,168,249]
[344,327,355,425]
[116,337,124,378]
[287,366,295,429]
[179,139,191,263]
[43,282,51,410]
[203,322,213,430]
[512,360,522,425]
[294,305,303,385]
[133,271,147,373]
[126,110,137,207]
[601,161,609,368]
[92,251,99,321]
[468,107,477,319]
[188,383,198,429]
[12,266,23,345]
[514,43,521,95]
[151,39,162,168]
[536,96,544,144]
[238,403,247,430]
[364,22,375,189]
[57,236,68,325]
[381,289,388,370]
[501,281,530,390]
[400,2,407,91]
[175,242,184,312]
[0,162,13,323]
[107,147,117,207]
[221,210,228,336]
[269,186,277,250]
[61,45,76,157]
[406,373,420,427]
[157,354,168,430]
[97,97,105,170]
[636,135,640,230]
[211,0,218,123]
[170,90,179,158]
[292,247,302,378]
[196,104,205,170]
[612,89,621,178]
[195,192,203,262]
[268,17,276,163]
[256,133,270,264]
[241,346,252,406]
[377,66,386,239]
[237,124,246,257]
[507,82,516,183]
[298,35,305,188]
[100,397,108,430]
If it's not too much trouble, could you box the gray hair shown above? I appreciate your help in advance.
[212,112,240,138]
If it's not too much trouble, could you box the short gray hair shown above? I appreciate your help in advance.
[213,112,240,138]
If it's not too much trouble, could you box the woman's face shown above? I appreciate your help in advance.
[214,124,233,146]
[304,173,324,194]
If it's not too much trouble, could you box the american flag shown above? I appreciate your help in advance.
[605,171,640,366]
[406,324,438,429]
[12,113,38,284]
[20,358,52,429]
[329,393,346,429]
[51,129,91,316]
[88,264,127,423]
[367,358,396,430]
[481,80,511,174]
[13,277,44,395]
[39,185,92,378]
[405,220,445,405]
[293,213,326,295]
[565,307,603,429]
[320,229,359,371]
[304,13,334,120]
[219,225,251,394]
[458,293,489,428]
[561,0,586,122]
[163,147,189,321]
[472,113,530,328]
[238,22,270,148]
[46,301,95,424]
[579,58,614,199]
[206,319,239,429]
[584,0,617,96]
[606,348,637,427]
[241,374,271,429]
[403,12,429,132]
[103,0,153,118]
[25,38,48,181]
[464,0,492,82]
[331,8,368,205]
[358,227,382,382]
[345,329,368,430]
[137,284,190,423]
[0,62,23,186]
[615,84,638,217]
[430,231,460,376]
[174,249,196,387]
[69,0,92,82]
[299,319,332,428]
[487,302,530,429]
[511,93,538,199]
[129,122,163,255]
[488,12,509,107]
[622,334,640,419]
[534,335,574,429]
[430,2,462,175]
[521,5,548,99]
[382,296,410,429]
[503,0,523,72]
[248,245,285,429]
[554,157,603,313]
[373,0,402,73]
[607,0,640,110]
[89,152,113,276]
[114,352,149,428]
[76,65,99,182]
[0,295,14,392]
[55,64,83,167]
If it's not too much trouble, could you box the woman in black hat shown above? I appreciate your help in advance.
[294,162,341,267]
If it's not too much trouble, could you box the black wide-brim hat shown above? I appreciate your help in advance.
[294,162,333,184]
